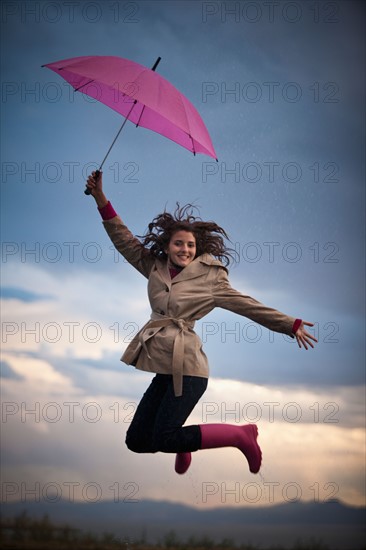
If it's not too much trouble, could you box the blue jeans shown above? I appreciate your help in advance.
[126,374,208,453]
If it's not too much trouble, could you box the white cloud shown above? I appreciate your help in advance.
[1,352,364,509]
[1,261,149,360]
[2,354,72,388]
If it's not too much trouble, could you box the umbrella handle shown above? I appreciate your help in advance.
[84,170,100,195]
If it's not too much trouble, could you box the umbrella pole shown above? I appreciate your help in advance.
[98,102,136,170]
[84,101,136,195]
[85,57,162,196]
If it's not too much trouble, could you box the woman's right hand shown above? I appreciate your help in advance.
[86,171,103,195]
[86,171,108,208]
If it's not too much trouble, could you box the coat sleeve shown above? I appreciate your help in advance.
[212,267,296,337]
[102,216,154,279]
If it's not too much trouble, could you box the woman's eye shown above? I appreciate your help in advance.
[173,241,195,247]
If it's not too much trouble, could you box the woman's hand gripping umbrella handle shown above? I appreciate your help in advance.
[85,171,108,209]
[84,170,100,195]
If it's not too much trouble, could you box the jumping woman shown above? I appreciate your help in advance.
[86,171,317,475]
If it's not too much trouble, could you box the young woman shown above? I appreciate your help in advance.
[86,172,317,476]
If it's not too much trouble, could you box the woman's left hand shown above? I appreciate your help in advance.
[295,321,318,350]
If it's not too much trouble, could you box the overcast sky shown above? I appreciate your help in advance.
[1,0,365,515]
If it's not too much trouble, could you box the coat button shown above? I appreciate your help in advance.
[159,310,165,315]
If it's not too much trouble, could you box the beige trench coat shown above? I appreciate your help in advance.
[103,215,296,396]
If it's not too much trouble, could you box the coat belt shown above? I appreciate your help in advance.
[138,312,195,397]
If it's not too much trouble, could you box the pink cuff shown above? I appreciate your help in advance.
[98,201,117,221]
[292,318,302,334]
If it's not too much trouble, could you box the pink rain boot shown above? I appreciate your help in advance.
[200,424,262,474]
[175,452,192,475]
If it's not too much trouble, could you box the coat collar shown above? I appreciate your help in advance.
[155,254,226,285]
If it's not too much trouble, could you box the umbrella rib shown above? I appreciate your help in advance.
[180,97,196,156]
[74,79,95,92]
[189,134,196,156]
[135,104,145,127]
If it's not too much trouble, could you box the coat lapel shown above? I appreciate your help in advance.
[171,254,225,283]
[155,259,172,287]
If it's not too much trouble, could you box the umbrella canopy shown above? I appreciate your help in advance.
[43,55,217,161]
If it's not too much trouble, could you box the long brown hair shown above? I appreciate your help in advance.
[139,204,236,267]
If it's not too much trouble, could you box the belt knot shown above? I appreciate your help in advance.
[139,313,195,396]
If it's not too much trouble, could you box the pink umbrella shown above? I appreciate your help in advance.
[43,55,217,194]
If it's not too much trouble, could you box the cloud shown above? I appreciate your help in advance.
[1,286,54,303]
[0,360,23,380]
[1,353,77,398]
[1,261,149,360]
[1,349,364,509]
[1,259,364,390]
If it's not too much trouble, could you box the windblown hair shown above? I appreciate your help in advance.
[139,204,236,267]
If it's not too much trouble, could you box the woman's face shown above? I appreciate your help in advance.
[166,230,196,268]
